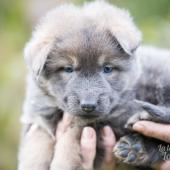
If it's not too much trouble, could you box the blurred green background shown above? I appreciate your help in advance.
[0,0,170,169]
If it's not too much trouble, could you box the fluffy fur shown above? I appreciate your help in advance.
[19,1,170,170]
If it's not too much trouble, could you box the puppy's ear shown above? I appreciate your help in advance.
[83,1,142,55]
[109,18,142,56]
[23,4,78,76]
[113,31,141,56]
[24,36,54,76]
[106,30,138,56]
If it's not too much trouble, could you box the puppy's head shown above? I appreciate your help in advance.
[24,1,142,118]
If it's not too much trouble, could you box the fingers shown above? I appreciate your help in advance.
[153,161,170,170]
[56,115,116,170]
[81,127,97,170]
[101,126,116,163]
[155,161,170,170]
[56,113,73,140]
[100,126,116,170]
[80,126,116,170]
[133,121,170,143]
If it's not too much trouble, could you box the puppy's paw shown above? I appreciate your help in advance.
[125,110,151,130]
[134,100,170,123]
[113,134,149,166]
[125,99,170,130]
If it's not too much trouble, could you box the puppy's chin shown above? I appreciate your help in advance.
[77,111,103,119]
[65,109,109,120]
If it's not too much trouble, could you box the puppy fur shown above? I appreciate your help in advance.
[21,0,141,136]
[19,1,170,170]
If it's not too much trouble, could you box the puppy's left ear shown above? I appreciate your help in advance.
[114,30,141,56]
[108,7,142,56]
[111,21,142,56]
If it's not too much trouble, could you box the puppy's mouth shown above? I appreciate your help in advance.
[79,114,98,119]
[77,111,104,120]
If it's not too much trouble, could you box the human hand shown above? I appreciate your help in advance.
[133,121,170,170]
[54,114,116,170]
[19,114,116,170]
[133,121,170,143]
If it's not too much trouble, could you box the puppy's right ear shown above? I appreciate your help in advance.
[24,35,54,76]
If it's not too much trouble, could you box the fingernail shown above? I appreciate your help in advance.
[82,127,94,139]
[102,126,112,136]
[133,123,144,131]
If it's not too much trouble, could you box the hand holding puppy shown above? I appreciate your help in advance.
[52,114,116,170]
[133,121,170,170]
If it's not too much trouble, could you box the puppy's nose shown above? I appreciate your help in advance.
[81,103,96,113]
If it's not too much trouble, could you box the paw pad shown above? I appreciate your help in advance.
[113,135,148,165]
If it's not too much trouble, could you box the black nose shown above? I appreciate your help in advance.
[81,104,96,113]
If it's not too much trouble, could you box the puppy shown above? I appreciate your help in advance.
[18,1,170,170]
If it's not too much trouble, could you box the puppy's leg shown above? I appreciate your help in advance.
[125,100,170,129]
[118,100,170,168]
[134,100,170,123]
[18,124,55,170]
[50,126,85,170]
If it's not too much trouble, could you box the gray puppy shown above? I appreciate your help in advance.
[18,1,170,170]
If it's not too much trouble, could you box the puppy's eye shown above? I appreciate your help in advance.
[103,65,113,73]
[64,66,74,73]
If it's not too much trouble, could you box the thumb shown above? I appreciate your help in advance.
[133,121,170,143]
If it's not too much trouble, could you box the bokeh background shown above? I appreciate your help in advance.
[0,0,170,169]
